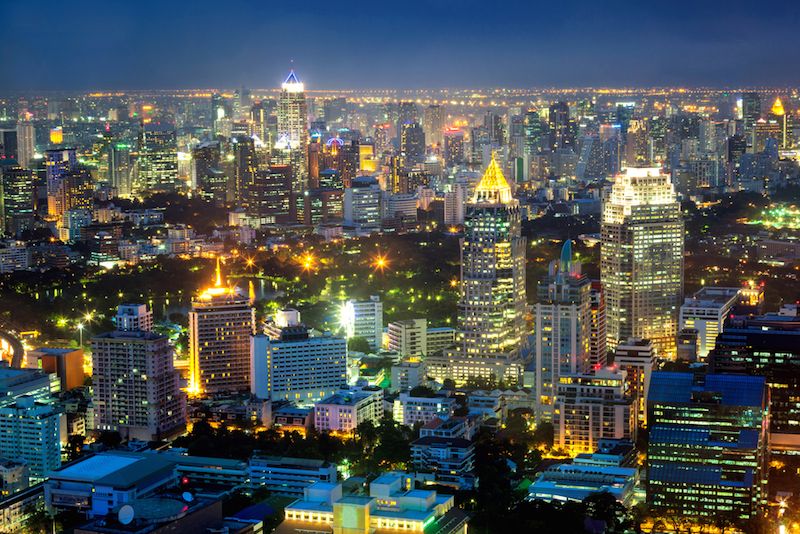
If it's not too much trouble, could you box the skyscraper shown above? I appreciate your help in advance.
[445,153,526,385]
[135,123,178,195]
[423,104,445,148]
[601,167,684,357]
[188,259,255,394]
[400,122,426,167]
[0,162,35,236]
[531,240,591,422]
[92,304,186,441]
[443,128,465,168]
[277,70,309,201]
[0,397,64,482]
[15,121,34,169]
[548,101,575,151]
[741,92,761,138]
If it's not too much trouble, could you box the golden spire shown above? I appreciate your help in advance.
[214,257,223,287]
[472,151,513,204]
[772,97,785,116]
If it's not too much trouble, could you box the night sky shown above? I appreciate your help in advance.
[2,0,799,90]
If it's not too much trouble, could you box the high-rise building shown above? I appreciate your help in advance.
[0,396,64,482]
[92,305,186,441]
[0,130,17,161]
[188,260,255,394]
[115,303,153,332]
[552,368,634,455]
[251,309,347,405]
[50,167,93,231]
[647,372,767,524]
[443,153,526,385]
[277,70,309,198]
[589,281,607,369]
[343,176,382,233]
[341,296,383,350]
[108,141,132,198]
[678,286,740,360]
[15,121,34,169]
[423,105,445,148]
[769,97,793,149]
[741,92,761,138]
[523,110,546,155]
[709,312,800,453]
[443,128,465,168]
[601,167,684,357]
[248,166,293,223]
[612,338,655,428]
[548,101,576,151]
[45,147,77,210]
[387,319,428,358]
[135,123,178,194]
[531,240,591,422]
[400,122,426,167]
[0,162,35,236]
[232,135,257,206]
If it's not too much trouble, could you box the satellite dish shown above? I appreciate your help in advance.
[118,505,135,525]
[182,491,194,503]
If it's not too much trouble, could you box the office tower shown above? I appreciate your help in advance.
[0,396,64,482]
[135,123,178,194]
[443,180,469,227]
[188,260,255,394]
[647,372,766,524]
[443,128,465,168]
[0,130,17,161]
[624,119,648,166]
[277,70,309,197]
[741,92,761,137]
[769,97,793,149]
[341,296,383,350]
[552,368,634,455]
[50,167,92,232]
[601,167,683,357]
[372,123,390,155]
[710,313,800,453]
[115,303,153,332]
[0,163,35,236]
[397,101,419,131]
[192,141,224,201]
[232,135,257,206]
[343,176,382,232]
[248,166,293,223]
[548,101,576,151]
[323,97,348,127]
[589,281,607,369]
[531,240,591,422]
[251,309,347,405]
[753,116,782,153]
[304,188,343,225]
[92,314,186,441]
[108,141,132,197]
[400,122,425,167]
[423,104,445,147]
[678,287,740,360]
[15,121,34,168]
[210,92,226,137]
[522,110,546,155]
[612,338,655,428]
[483,110,505,146]
[45,147,77,203]
[446,153,526,385]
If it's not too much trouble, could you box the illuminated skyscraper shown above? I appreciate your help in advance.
[444,153,526,385]
[601,167,684,357]
[423,104,445,148]
[531,240,591,422]
[0,162,35,236]
[400,122,425,167]
[548,101,576,151]
[15,120,34,168]
[188,259,255,394]
[277,70,309,201]
[769,97,793,149]
[741,92,761,137]
[443,128,465,168]
[135,123,178,195]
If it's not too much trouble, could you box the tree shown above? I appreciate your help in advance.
[347,336,372,354]
[409,385,437,398]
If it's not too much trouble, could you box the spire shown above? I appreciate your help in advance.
[284,70,301,85]
[560,239,573,275]
[472,151,513,204]
[214,257,223,287]
[771,97,785,116]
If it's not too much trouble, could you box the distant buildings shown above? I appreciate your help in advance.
[386,318,455,359]
[392,393,456,426]
[601,167,683,357]
[647,372,767,523]
[189,260,255,394]
[251,309,346,405]
[679,286,740,360]
[0,396,64,481]
[277,70,309,204]
[343,176,382,233]
[313,388,383,433]
[411,416,477,488]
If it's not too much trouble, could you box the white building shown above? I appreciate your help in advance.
[342,296,383,350]
[248,455,337,497]
[612,338,656,429]
[679,287,741,360]
[390,359,427,393]
[344,176,382,233]
[251,310,347,406]
[313,388,383,433]
[0,396,65,481]
[387,319,427,357]
[553,368,634,455]
[114,303,153,332]
[393,393,456,426]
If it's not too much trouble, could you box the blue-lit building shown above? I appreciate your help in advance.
[647,372,767,524]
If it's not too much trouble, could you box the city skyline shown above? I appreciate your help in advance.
[3,0,800,91]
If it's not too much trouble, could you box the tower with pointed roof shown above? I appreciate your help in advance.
[769,97,793,149]
[530,240,592,422]
[277,69,309,220]
[442,153,527,385]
